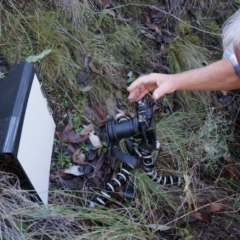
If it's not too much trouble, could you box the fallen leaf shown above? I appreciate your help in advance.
[225,165,240,179]
[77,72,89,84]
[143,12,151,24]
[56,131,88,143]
[92,104,107,119]
[67,144,76,153]
[50,169,68,179]
[94,118,108,126]
[127,76,137,84]
[152,11,166,19]
[79,86,92,92]
[147,224,171,231]
[72,149,86,164]
[65,165,84,176]
[91,156,104,188]
[208,203,224,213]
[141,30,156,40]
[64,121,73,132]
[89,61,102,74]
[190,212,211,223]
[89,130,102,148]
[127,70,133,78]
[80,124,94,135]
[105,9,115,18]
[13,0,26,9]
[145,22,160,31]
[223,156,234,163]
[70,62,81,70]
[26,49,51,63]
[96,0,110,6]
[92,154,104,178]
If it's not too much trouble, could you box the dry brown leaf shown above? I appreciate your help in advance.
[145,22,160,31]
[64,121,73,132]
[96,0,110,6]
[190,212,212,223]
[144,33,156,40]
[67,144,76,153]
[92,104,107,119]
[223,156,234,163]
[143,12,151,23]
[56,122,88,143]
[50,169,68,179]
[225,165,240,179]
[89,61,102,74]
[94,118,108,126]
[72,149,86,165]
[13,0,26,9]
[208,203,224,213]
[92,154,104,178]
[152,11,166,19]
[80,124,94,135]
[56,131,89,143]
[105,9,115,18]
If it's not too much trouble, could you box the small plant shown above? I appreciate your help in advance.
[55,150,72,168]
[79,142,88,152]
[102,141,109,154]
[72,109,82,134]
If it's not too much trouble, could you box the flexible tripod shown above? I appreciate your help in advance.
[95,114,181,206]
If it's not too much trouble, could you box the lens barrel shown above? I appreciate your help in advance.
[106,117,139,143]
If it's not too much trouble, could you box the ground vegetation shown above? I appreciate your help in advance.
[0,0,240,239]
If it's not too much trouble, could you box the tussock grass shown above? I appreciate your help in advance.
[0,0,151,102]
[167,42,208,73]
[0,171,160,239]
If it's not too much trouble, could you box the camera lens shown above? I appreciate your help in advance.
[106,117,139,143]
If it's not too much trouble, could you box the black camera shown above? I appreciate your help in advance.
[106,98,156,151]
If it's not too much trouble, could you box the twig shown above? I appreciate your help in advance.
[166,193,238,226]
[109,3,221,36]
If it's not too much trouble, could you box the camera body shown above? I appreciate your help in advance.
[106,97,156,151]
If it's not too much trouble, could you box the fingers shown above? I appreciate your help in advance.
[152,85,166,100]
[127,74,157,102]
[128,88,149,102]
[127,75,145,91]
[127,73,177,102]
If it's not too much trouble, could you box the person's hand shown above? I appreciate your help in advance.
[127,73,178,102]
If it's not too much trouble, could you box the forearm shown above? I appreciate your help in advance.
[173,59,240,92]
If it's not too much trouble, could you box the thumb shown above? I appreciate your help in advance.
[152,88,165,100]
